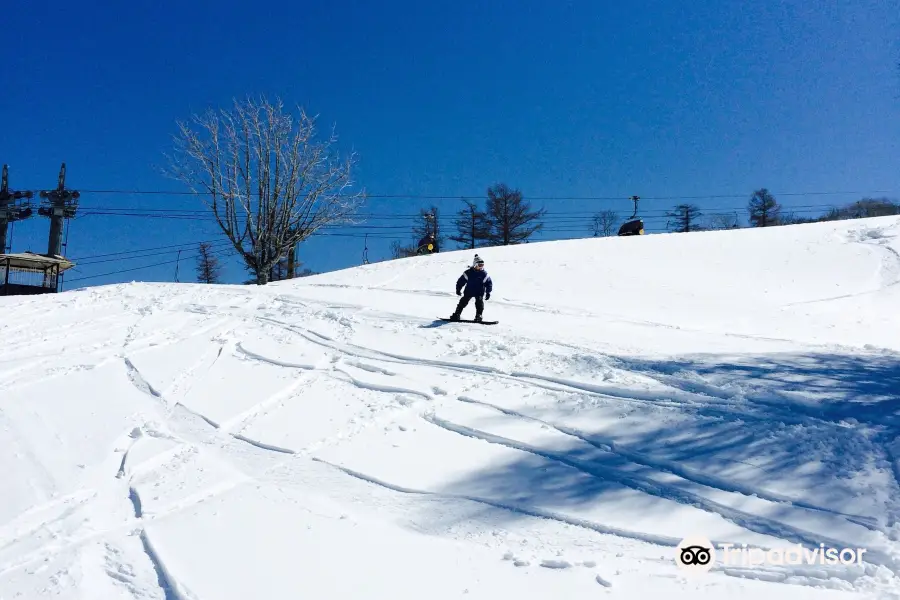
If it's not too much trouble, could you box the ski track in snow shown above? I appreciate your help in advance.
[314,457,886,592]
[0,491,96,555]
[121,347,310,458]
[123,356,164,399]
[233,340,322,370]
[227,319,899,526]
[140,530,198,600]
[238,310,900,566]
[330,365,434,401]
[782,230,900,306]
[454,396,882,530]
[255,307,900,483]
[249,313,842,432]
[216,369,320,434]
[230,434,297,454]
[312,457,688,548]
[0,411,238,596]
[235,302,900,581]
[420,413,900,573]
[0,377,263,595]
[293,281,896,353]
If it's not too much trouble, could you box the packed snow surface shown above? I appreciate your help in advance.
[2,217,900,599]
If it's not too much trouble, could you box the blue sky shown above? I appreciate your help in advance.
[4,0,899,287]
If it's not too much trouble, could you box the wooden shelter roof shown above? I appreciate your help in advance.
[0,252,76,272]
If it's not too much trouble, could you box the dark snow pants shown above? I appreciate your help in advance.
[453,293,484,317]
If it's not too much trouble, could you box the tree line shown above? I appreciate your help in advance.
[390,183,545,258]
[655,189,899,234]
[164,96,898,284]
[386,187,900,257]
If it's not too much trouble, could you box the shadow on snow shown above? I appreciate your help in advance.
[417,350,900,554]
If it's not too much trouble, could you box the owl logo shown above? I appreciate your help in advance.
[675,537,716,574]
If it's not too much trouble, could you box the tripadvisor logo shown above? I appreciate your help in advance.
[675,536,868,574]
[675,537,715,573]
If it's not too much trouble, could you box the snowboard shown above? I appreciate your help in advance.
[438,317,499,325]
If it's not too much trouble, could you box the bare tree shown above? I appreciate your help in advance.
[748,188,781,227]
[707,212,740,230]
[820,197,900,220]
[195,242,223,284]
[590,209,618,237]
[484,183,544,245]
[168,96,365,285]
[390,240,416,259]
[666,204,703,232]
[449,199,491,249]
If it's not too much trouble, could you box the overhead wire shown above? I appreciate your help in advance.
[12,185,896,204]
[69,239,231,261]
[71,205,846,223]
[61,188,900,200]
[65,247,233,283]
[74,240,233,266]
[54,188,895,284]
[74,203,845,215]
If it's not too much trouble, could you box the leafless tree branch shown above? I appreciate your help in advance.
[591,209,618,237]
[166,96,365,284]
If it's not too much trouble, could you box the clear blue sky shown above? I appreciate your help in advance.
[4,0,899,287]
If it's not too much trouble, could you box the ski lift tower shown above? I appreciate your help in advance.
[0,164,34,253]
[0,164,77,296]
[38,163,79,257]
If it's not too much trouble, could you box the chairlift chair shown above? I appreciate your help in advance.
[617,195,644,236]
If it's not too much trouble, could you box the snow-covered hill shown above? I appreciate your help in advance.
[2,217,900,599]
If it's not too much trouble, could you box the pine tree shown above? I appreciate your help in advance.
[748,189,781,227]
[666,204,703,232]
[484,184,544,245]
[449,199,491,248]
[196,242,223,284]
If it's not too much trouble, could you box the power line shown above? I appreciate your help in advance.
[66,248,232,283]
[74,202,846,215]
[57,206,862,250]
[69,239,229,261]
[56,194,896,284]
[14,187,898,202]
[71,204,848,223]
[74,240,233,266]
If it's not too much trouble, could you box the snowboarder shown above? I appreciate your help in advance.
[449,254,492,322]
[416,233,437,254]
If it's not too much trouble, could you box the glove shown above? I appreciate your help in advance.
[485,293,490,301]
[456,290,461,296]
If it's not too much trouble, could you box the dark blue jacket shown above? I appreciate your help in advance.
[456,267,493,297]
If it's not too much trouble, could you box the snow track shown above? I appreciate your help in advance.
[420,412,897,571]
[312,457,688,547]
[139,530,197,600]
[455,396,882,529]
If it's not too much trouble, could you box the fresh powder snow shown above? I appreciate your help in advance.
[1,216,900,599]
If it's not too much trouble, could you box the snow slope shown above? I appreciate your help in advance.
[2,216,900,599]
